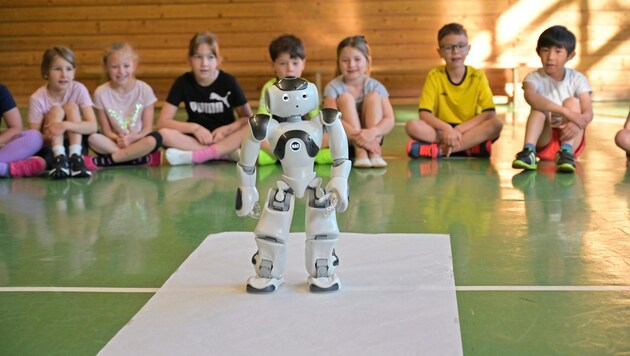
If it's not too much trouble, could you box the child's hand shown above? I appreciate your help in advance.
[441,126,463,150]
[212,125,232,143]
[354,128,380,150]
[192,125,213,145]
[44,121,67,140]
[559,121,581,142]
[562,108,587,129]
[350,129,381,155]
[116,133,137,148]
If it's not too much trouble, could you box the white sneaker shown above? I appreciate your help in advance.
[353,157,372,168]
[165,148,193,166]
[370,156,388,168]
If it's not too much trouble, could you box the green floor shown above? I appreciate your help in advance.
[1,104,629,355]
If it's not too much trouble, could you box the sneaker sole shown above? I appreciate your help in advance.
[512,160,537,170]
[71,171,92,178]
[49,169,70,179]
[556,164,576,173]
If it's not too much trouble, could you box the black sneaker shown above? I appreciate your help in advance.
[512,148,537,170]
[69,154,92,178]
[555,150,576,173]
[49,154,70,179]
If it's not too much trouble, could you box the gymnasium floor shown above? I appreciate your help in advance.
[1,102,629,355]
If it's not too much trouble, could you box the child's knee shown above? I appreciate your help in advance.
[337,93,356,106]
[489,117,504,136]
[24,129,44,141]
[157,128,177,146]
[527,109,546,123]
[615,129,630,150]
[63,102,81,121]
[363,91,380,103]
[46,105,65,121]
[146,131,163,152]
[405,119,428,136]
[87,133,101,147]
[562,96,580,111]
[404,119,417,133]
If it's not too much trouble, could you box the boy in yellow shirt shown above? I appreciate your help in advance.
[406,23,503,158]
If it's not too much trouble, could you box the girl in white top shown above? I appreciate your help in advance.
[323,35,395,168]
[86,42,163,169]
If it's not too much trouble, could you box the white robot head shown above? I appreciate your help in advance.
[265,77,319,119]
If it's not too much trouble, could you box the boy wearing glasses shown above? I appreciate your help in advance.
[406,23,502,158]
[512,25,592,173]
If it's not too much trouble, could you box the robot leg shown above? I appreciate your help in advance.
[247,181,295,294]
[304,179,341,293]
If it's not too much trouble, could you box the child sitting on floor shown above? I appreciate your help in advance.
[406,23,502,159]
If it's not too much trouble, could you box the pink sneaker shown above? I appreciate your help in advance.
[81,155,99,171]
[9,156,46,178]
[145,150,162,167]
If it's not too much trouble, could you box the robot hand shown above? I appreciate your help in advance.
[325,177,349,213]
[236,186,261,218]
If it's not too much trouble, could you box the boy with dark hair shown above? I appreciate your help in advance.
[512,25,593,173]
[257,34,307,117]
[406,23,503,159]
[256,34,331,165]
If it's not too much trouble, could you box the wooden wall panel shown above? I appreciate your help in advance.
[1,0,628,108]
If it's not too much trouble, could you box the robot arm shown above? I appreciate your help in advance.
[321,108,351,212]
[235,114,271,218]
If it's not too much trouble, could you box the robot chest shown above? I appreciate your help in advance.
[272,130,320,160]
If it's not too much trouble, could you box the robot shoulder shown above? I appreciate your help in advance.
[319,108,342,127]
[248,114,271,141]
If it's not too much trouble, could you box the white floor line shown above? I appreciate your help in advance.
[456,285,630,291]
[1,285,629,293]
[0,287,159,293]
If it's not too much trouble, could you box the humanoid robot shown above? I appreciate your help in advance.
[236,77,351,293]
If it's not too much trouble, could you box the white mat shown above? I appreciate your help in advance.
[99,232,462,356]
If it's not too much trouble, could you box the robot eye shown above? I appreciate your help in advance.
[302,93,308,99]
[282,94,290,101]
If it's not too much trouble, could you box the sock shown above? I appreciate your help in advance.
[69,144,82,156]
[0,162,8,177]
[93,154,116,167]
[560,144,573,152]
[128,154,151,166]
[53,145,66,157]
[524,144,536,152]
[165,148,193,166]
[192,145,219,164]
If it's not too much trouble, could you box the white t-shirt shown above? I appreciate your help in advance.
[93,80,157,134]
[523,68,591,105]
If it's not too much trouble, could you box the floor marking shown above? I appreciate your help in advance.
[456,285,630,291]
[99,232,463,355]
[0,287,159,293]
[2,285,628,293]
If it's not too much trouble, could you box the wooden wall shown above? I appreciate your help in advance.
[1,0,628,108]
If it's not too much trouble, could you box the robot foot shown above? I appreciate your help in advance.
[246,276,285,294]
[307,274,341,293]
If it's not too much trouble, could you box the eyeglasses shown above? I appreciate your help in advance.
[440,43,469,52]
